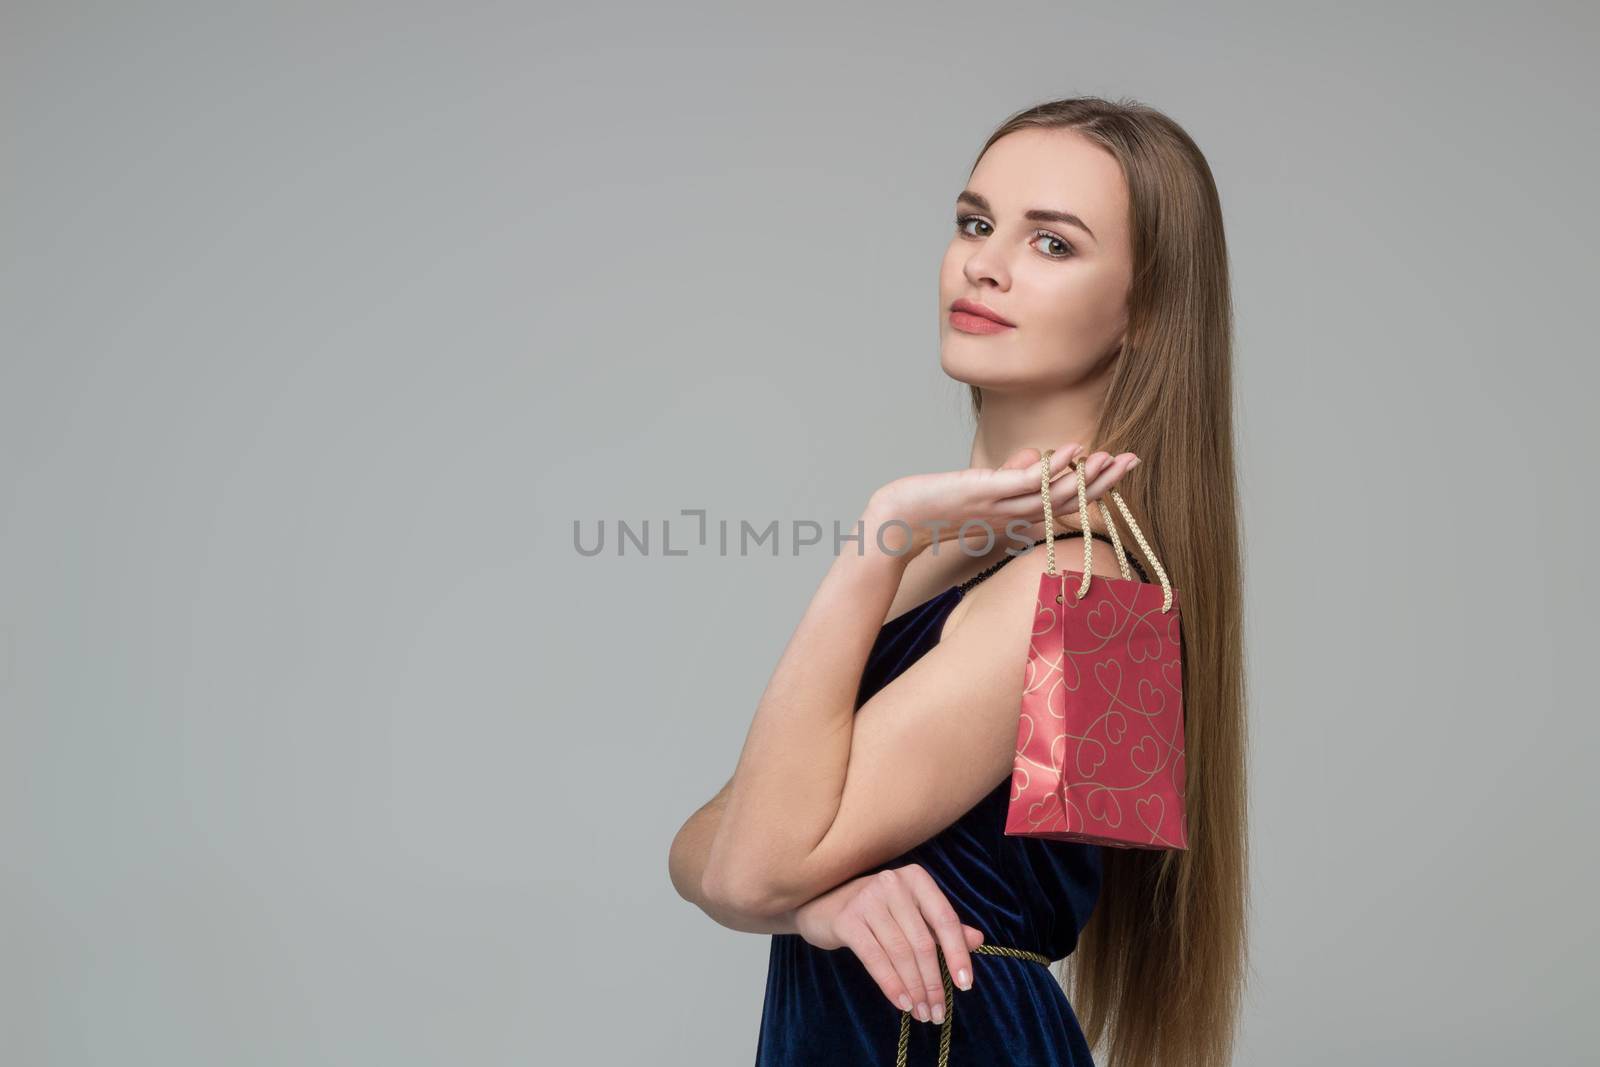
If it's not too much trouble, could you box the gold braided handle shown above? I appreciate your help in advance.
[895,943,1053,1067]
[1038,449,1173,613]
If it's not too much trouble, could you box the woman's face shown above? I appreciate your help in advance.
[939,127,1133,390]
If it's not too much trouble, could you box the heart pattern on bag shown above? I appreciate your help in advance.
[1005,569,1189,850]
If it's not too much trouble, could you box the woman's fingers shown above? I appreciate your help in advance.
[1050,452,1140,515]
[836,866,988,1023]
[872,870,947,1022]
[996,450,1121,518]
[855,887,931,1020]
[902,865,978,998]
[1041,443,1088,485]
[830,906,918,1016]
[1058,452,1135,511]
[993,442,1084,489]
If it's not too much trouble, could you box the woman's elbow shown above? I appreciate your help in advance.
[667,825,708,905]
[701,862,788,919]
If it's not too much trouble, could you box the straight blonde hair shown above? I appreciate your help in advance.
[967,97,1251,1067]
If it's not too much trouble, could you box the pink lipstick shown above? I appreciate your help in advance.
[950,298,1016,335]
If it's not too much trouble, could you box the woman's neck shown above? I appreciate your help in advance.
[965,383,1107,470]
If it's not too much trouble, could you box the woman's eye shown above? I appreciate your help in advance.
[954,215,1074,259]
[1031,232,1076,259]
[955,214,990,238]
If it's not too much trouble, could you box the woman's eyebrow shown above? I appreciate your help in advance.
[956,190,1097,243]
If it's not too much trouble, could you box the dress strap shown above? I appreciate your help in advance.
[957,533,1150,594]
[895,942,1053,1067]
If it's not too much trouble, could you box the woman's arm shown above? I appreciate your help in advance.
[701,496,915,917]
[674,787,992,1028]
[702,447,1133,919]
[669,778,802,934]
[702,506,1131,918]
[677,780,995,1023]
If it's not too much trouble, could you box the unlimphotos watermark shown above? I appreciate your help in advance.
[572,511,1052,558]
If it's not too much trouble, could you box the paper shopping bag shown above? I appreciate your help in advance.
[1004,450,1189,850]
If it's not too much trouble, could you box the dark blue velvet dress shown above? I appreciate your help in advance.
[753,567,1107,1066]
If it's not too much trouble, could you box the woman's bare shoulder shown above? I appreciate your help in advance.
[942,536,1126,637]
[882,541,1003,624]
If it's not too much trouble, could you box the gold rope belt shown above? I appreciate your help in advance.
[894,942,1053,1067]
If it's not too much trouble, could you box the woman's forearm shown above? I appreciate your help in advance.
[703,500,911,915]
[670,783,801,934]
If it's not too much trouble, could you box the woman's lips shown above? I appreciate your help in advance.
[950,310,1016,335]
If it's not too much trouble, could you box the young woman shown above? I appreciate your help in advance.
[670,96,1249,1067]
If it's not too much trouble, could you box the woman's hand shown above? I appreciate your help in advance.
[866,443,1142,557]
[793,864,987,1025]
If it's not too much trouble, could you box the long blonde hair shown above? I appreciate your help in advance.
[967,97,1250,1067]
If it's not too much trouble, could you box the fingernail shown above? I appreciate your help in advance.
[1128,456,1141,469]
[898,994,912,1012]
[931,1003,945,1024]
[917,1003,930,1022]
[956,968,970,990]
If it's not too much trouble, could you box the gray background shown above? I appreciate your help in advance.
[3,2,1595,1064]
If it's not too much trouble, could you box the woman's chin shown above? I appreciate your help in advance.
[939,348,1032,390]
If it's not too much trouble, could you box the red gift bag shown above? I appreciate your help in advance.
[1004,450,1189,850]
